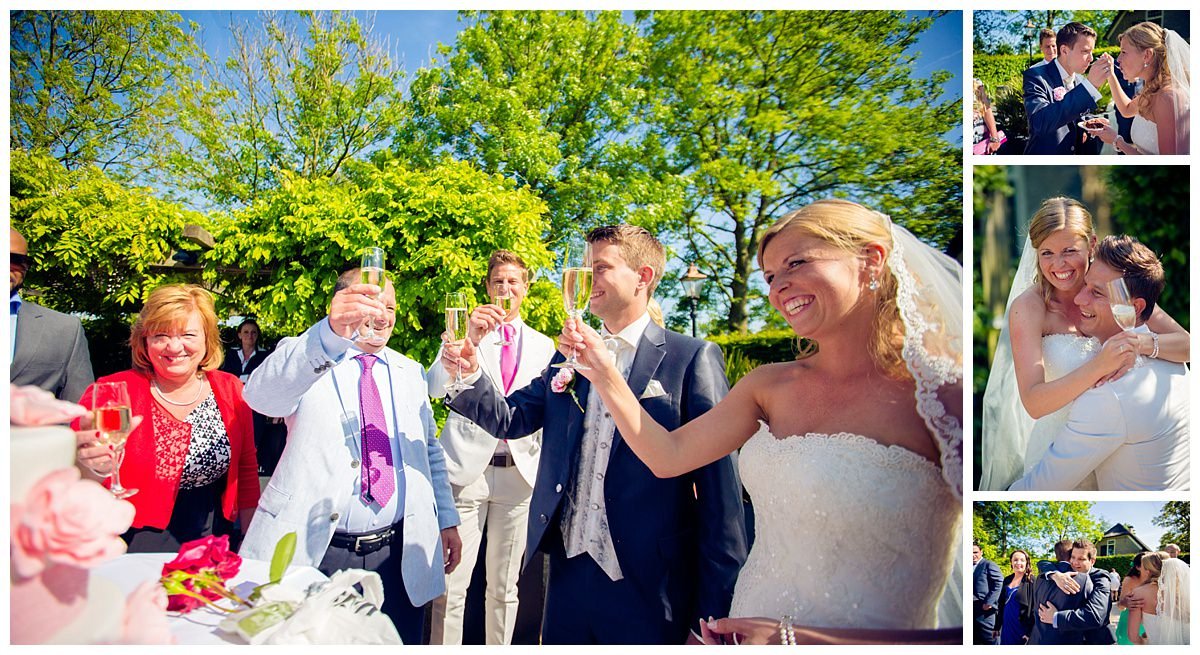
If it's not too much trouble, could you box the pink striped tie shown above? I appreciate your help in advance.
[355,354,395,506]
[500,324,517,394]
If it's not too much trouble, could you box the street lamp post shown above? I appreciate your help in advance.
[680,262,708,338]
[1024,19,1036,63]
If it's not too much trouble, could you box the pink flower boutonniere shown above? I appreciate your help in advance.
[1052,86,1067,101]
[551,368,584,412]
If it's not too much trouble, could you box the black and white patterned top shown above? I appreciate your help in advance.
[178,393,232,490]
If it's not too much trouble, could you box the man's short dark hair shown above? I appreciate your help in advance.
[486,250,529,282]
[1057,22,1097,52]
[1054,538,1075,561]
[1072,538,1097,562]
[1039,28,1057,45]
[1095,235,1164,321]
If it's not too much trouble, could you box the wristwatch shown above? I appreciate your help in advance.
[989,136,1002,143]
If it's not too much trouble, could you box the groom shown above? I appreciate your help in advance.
[1023,22,1110,155]
[1011,235,1189,491]
[441,225,748,644]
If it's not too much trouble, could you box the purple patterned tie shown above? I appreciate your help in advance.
[355,354,395,506]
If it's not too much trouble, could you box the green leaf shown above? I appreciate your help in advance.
[270,531,298,584]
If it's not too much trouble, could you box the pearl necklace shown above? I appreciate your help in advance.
[153,377,205,406]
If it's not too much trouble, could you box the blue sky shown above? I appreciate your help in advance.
[1091,501,1174,550]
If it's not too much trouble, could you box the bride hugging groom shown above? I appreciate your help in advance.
[1025,22,1190,155]
[980,197,1190,491]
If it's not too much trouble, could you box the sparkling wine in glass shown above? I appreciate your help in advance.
[553,242,594,370]
[445,292,474,392]
[1106,277,1142,366]
[359,247,386,341]
[496,293,514,346]
[93,381,137,499]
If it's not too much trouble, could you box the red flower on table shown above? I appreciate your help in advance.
[160,534,244,613]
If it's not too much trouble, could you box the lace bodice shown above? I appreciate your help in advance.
[1130,115,1160,155]
[1024,334,1100,490]
[730,422,960,630]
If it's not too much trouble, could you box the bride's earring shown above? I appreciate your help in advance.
[868,275,880,292]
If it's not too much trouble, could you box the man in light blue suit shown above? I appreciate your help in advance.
[239,269,461,643]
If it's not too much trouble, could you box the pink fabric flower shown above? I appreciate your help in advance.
[550,368,575,393]
[120,582,177,644]
[1052,86,1066,101]
[10,468,134,580]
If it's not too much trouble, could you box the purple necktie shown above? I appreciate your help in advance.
[355,354,395,506]
[500,324,517,394]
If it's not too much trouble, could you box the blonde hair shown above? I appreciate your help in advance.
[1120,22,1173,119]
[586,225,666,295]
[647,297,665,327]
[972,78,991,116]
[757,199,906,379]
[130,284,224,375]
[1140,551,1168,583]
[1027,197,1095,304]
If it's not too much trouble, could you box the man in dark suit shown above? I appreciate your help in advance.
[9,228,94,402]
[1039,538,1116,645]
[442,225,748,644]
[973,542,1003,644]
[1028,538,1096,645]
[1024,22,1111,155]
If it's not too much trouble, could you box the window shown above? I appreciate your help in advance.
[1104,539,1116,556]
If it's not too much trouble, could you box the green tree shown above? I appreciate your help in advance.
[639,10,962,332]
[175,11,408,208]
[401,10,678,242]
[9,10,199,179]
[1152,501,1190,553]
[205,158,558,365]
[9,148,206,317]
[974,501,1105,563]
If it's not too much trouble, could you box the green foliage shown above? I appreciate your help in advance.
[9,10,200,179]
[174,11,408,208]
[708,330,797,365]
[269,532,297,584]
[1106,166,1190,330]
[974,501,1105,565]
[1152,501,1190,552]
[974,49,1118,141]
[640,10,962,332]
[205,158,557,365]
[1094,554,1139,577]
[10,149,206,317]
[973,11,1120,55]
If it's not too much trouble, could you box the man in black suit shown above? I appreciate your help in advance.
[9,228,94,402]
[973,542,1003,644]
[1023,22,1110,155]
[443,225,747,644]
[1038,538,1116,645]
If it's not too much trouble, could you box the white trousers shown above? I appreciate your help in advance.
[429,464,533,645]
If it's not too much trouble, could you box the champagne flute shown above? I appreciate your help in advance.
[359,247,386,341]
[495,292,514,346]
[1106,277,1142,367]
[553,241,593,370]
[93,381,137,499]
[445,291,474,392]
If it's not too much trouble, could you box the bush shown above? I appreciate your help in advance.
[707,330,798,385]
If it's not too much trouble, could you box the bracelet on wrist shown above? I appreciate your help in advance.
[1149,331,1160,359]
[779,615,797,645]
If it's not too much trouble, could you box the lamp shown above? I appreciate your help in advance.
[681,262,708,337]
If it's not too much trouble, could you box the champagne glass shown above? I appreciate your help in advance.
[553,241,593,370]
[1106,277,1142,366]
[445,291,474,392]
[495,291,514,346]
[93,381,137,499]
[359,247,386,341]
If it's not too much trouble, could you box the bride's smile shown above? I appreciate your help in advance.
[1037,229,1090,292]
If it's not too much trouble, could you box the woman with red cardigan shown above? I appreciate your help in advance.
[76,284,259,552]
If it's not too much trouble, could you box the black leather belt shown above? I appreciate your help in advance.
[490,452,515,467]
[330,523,399,556]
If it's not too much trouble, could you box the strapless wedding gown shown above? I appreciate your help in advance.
[1023,334,1100,491]
[1130,115,1160,154]
[1141,613,1160,643]
[729,422,959,629]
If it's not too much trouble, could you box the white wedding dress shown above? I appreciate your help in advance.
[1141,612,1161,644]
[1130,115,1160,154]
[729,421,960,629]
[1022,334,1101,490]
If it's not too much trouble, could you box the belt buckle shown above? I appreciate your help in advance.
[353,529,390,555]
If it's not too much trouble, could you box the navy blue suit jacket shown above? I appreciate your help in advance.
[1055,567,1116,645]
[448,321,748,627]
[1028,560,1094,645]
[973,558,1003,630]
[1023,63,1102,155]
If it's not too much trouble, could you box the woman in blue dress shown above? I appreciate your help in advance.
[996,549,1035,644]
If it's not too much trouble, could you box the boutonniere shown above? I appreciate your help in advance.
[551,368,584,412]
[1052,86,1067,101]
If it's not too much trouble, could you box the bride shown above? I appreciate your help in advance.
[1125,552,1190,645]
[978,197,1189,491]
[1092,22,1190,154]
[561,199,962,644]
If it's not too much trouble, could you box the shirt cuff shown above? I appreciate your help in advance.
[318,317,355,360]
[445,368,484,399]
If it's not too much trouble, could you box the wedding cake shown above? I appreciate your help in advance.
[9,425,166,644]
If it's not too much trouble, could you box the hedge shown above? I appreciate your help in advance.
[708,329,799,385]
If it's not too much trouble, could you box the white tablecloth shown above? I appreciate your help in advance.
[93,553,327,645]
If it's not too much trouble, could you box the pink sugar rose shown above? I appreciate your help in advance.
[120,582,177,644]
[10,468,134,580]
[1052,86,1067,101]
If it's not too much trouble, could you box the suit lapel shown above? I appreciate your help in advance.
[565,372,590,455]
[1044,63,1064,93]
[11,303,46,380]
[611,323,667,454]
[477,333,505,393]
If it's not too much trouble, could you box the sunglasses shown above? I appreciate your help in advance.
[10,253,31,267]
